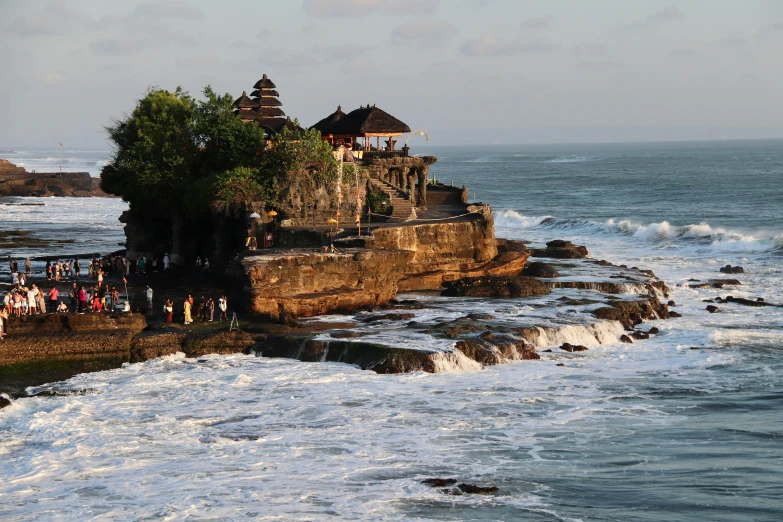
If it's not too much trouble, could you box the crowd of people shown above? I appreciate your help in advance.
[1,254,231,340]
[163,294,229,324]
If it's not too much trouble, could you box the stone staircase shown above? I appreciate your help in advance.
[370,177,416,221]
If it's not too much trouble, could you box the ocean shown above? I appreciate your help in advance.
[1,140,782,521]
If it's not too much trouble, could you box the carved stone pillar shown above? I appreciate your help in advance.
[407,174,417,205]
[461,185,469,204]
[417,167,428,209]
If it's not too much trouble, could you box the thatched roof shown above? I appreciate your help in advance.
[251,89,279,98]
[253,73,276,89]
[233,91,258,109]
[311,105,346,133]
[255,106,286,118]
[323,105,410,135]
[256,117,304,136]
[257,96,283,107]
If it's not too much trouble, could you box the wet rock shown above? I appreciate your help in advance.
[690,279,742,289]
[620,335,633,344]
[724,296,776,307]
[595,259,614,266]
[648,327,660,335]
[465,313,495,321]
[556,363,565,367]
[457,483,499,494]
[669,311,682,318]
[560,343,588,352]
[703,299,714,303]
[720,265,745,274]
[632,331,650,340]
[542,349,553,353]
[593,298,669,330]
[358,312,416,323]
[531,239,589,259]
[0,396,12,409]
[279,310,298,327]
[441,276,551,298]
[706,305,720,313]
[667,300,676,307]
[521,261,560,278]
[422,478,457,487]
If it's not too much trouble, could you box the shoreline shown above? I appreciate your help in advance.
[1,234,678,399]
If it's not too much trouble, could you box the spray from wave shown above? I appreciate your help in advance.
[495,210,783,253]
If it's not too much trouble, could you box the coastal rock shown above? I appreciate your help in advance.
[457,483,499,494]
[521,261,560,278]
[620,335,634,344]
[422,478,457,487]
[0,396,11,409]
[592,297,669,330]
[706,305,720,313]
[531,239,589,259]
[724,296,776,307]
[441,276,551,298]
[560,343,588,352]
[0,159,109,197]
[720,265,745,274]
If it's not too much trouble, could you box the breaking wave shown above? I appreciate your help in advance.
[494,210,783,253]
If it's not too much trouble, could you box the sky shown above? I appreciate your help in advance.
[1,0,782,147]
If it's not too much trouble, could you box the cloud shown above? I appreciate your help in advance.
[519,17,551,31]
[572,42,607,56]
[390,19,456,48]
[260,44,363,70]
[8,1,96,36]
[90,35,147,55]
[460,33,553,57]
[130,0,204,19]
[669,48,695,57]
[619,5,683,31]
[302,0,438,17]
[719,36,747,47]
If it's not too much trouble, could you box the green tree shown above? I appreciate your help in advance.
[101,87,197,213]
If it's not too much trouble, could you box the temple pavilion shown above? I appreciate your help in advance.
[312,104,411,152]
[233,73,302,136]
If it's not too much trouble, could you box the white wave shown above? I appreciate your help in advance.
[494,210,553,229]
[494,210,783,253]
[533,321,625,348]
[545,155,591,163]
[431,350,483,373]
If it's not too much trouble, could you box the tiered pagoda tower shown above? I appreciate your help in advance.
[233,73,302,136]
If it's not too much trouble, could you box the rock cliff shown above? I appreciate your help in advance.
[0,159,109,197]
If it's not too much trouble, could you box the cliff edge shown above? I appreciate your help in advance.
[0,159,110,197]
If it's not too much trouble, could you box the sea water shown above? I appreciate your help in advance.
[1,141,782,520]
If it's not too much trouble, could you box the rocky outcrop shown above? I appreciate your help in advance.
[441,276,551,298]
[0,159,109,197]
[521,261,560,278]
[720,265,745,274]
[592,297,670,330]
[531,239,589,259]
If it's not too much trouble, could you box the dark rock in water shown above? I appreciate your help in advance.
[720,265,745,274]
[596,259,614,266]
[521,261,560,278]
[668,300,676,307]
[531,240,589,259]
[542,349,553,353]
[556,363,565,366]
[725,296,776,307]
[703,299,714,303]
[457,483,499,494]
[620,335,633,344]
[422,478,457,487]
[632,331,650,340]
[0,396,11,409]
[706,305,720,313]
[648,327,660,335]
[441,276,551,298]
[669,311,682,318]
[358,312,416,323]
[593,298,669,330]
[279,310,298,327]
[465,313,495,321]
[560,342,588,352]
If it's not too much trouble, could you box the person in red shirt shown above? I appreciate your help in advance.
[48,286,59,313]
[78,286,87,313]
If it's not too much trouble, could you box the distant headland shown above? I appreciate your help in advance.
[0,158,109,197]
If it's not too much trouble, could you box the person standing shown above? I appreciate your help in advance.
[97,268,104,288]
[207,297,215,322]
[183,295,193,325]
[74,258,80,279]
[218,295,228,321]
[0,305,8,339]
[146,286,154,309]
[35,286,46,314]
[24,258,32,278]
[48,286,59,313]
[164,299,173,323]
[163,253,169,272]
[78,286,87,314]
[46,261,52,280]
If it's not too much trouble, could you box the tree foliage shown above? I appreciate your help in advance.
[101,86,341,217]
